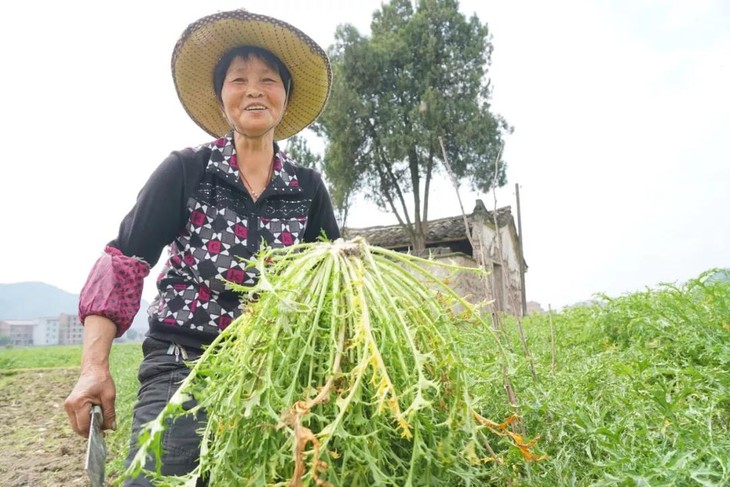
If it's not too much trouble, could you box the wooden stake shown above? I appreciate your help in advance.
[438,135,525,435]
[515,183,527,317]
[548,304,557,373]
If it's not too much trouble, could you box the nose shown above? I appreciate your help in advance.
[246,85,263,97]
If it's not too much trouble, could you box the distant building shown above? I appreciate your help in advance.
[345,200,528,316]
[58,313,84,345]
[526,301,544,315]
[0,320,37,347]
[33,317,61,346]
[0,314,84,347]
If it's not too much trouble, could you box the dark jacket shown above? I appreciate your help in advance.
[79,133,340,350]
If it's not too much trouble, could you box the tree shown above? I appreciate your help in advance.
[314,0,510,251]
[285,134,353,228]
[284,134,321,170]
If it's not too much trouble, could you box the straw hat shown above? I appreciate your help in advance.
[172,9,332,140]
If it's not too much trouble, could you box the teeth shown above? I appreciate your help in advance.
[246,106,266,111]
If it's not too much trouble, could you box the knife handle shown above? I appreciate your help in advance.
[90,404,104,426]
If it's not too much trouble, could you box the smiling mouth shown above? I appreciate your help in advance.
[245,105,267,111]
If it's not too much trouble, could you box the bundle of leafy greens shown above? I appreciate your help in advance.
[124,238,540,486]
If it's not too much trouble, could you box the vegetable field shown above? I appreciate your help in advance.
[0,269,727,486]
[473,270,730,485]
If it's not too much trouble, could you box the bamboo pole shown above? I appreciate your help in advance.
[488,145,538,384]
[548,304,557,373]
[438,136,524,434]
[515,183,528,316]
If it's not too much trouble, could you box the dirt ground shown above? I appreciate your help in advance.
[0,368,92,487]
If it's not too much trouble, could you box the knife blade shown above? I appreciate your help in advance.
[84,404,106,487]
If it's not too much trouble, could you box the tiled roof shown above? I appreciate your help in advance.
[344,200,513,249]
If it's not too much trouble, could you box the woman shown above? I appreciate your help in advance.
[64,9,339,485]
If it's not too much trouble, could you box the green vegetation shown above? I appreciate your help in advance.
[0,344,83,370]
[106,344,144,477]
[315,0,508,245]
[125,239,531,486]
[473,269,730,485]
[5,268,728,485]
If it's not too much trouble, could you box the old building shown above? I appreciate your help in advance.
[526,301,545,315]
[345,200,527,316]
[0,314,83,347]
[58,313,84,345]
[0,320,37,347]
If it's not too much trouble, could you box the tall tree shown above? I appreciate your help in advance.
[284,134,351,227]
[314,0,510,251]
[284,134,321,170]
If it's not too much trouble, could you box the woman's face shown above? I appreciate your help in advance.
[220,55,288,139]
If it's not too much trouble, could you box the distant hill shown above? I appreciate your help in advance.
[0,282,79,319]
[0,281,150,334]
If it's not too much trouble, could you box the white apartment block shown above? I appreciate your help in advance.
[0,314,84,347]
[33,317,60,346]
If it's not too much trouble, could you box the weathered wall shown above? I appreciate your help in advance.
[471,222,523,316]
[428,253,490,306]
[498,226,524,315]
[410,253,492,318]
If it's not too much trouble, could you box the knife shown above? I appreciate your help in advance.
[84,404,106,487]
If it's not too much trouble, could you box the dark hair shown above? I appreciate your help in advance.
[213,46,292,103]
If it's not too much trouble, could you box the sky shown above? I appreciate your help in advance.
[0,0,728,310]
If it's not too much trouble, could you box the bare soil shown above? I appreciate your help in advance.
[0,368,91,487]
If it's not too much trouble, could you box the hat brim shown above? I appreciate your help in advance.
[172,10,332,141]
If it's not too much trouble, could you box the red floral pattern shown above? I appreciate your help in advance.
[78,246,150,337]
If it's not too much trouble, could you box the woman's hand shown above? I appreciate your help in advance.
[64,316,118,436]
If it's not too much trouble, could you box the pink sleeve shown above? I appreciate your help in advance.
[78,246,151,337]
